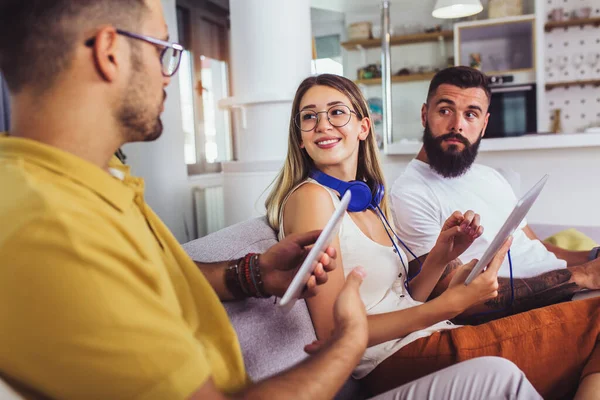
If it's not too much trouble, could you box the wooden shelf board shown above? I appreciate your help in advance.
[342,31,453,50]
[355,72,436,86]
[545,79,600,90]
[544,17,600,32]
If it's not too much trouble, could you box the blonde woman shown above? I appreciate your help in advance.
[265,74,600,400]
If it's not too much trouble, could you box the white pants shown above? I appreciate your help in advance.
[370,357,541,400]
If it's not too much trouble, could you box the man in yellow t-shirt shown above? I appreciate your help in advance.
[0,134,358,399]
[0,1,544,399]
[0,0,370,399]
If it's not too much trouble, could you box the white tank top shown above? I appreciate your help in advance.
[279,179,460,378]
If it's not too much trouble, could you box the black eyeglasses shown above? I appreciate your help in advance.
[85,29,184,77]
[295,104,358,132]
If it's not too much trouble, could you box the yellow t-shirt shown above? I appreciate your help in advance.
[0,136,248,399]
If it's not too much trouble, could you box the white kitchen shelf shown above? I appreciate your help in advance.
[385,132,600,155]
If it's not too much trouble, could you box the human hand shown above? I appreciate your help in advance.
[304,267,368,355]
[573,256,600,290]
[444,236,512,313]
[431,210,484,264]
[259,230,337,298]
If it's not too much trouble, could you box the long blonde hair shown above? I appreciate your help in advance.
[265,74,392,232]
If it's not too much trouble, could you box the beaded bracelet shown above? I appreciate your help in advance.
[225,253,271,299]
[243,253,254,295]
[249,254,269,298]
[224,259,247,300]
[236,255,250,296]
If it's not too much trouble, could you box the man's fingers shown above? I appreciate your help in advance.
[443,211,464,229]
[342,267,366,291]
[301,276,318,298]
[325,246,336,260]
[475,225,484,237]
[439,225,462,241]
[454,259,478,282]
[463,258,478,270]
[288,230,323,248]
[317,252,330,268]
[461,210,475,228]
[321,247,337,272]
[487,236,513,275]
[313,263,329,285]
[470,213,481,230]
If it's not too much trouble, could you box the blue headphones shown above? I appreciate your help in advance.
[309,168,423,295]
[309,169,384,212]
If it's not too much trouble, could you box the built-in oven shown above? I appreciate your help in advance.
[485,74,537,138]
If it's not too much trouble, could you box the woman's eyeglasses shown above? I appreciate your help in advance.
[295,104,358,132]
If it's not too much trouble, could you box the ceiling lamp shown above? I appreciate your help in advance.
[432,0,483,19]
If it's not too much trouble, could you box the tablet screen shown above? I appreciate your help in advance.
[464,174,549,285]
[278,191,352,312]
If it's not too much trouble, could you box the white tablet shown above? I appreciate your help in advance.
[278,191,351,312]
[464,174,549,286]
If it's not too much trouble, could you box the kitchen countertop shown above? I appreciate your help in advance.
[385,132,600,155]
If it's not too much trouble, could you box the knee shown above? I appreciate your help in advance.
[470,356,526,378]
[466,357,540,399]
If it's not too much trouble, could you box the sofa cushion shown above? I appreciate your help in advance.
[182,216,318,381]
[530,224,600,245]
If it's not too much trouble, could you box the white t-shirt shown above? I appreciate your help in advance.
[390,159,566,278]
[279,178,459,378]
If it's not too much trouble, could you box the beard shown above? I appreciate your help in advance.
[116,49,164,143]
[422,122,483,178]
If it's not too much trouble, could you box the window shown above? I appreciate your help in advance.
[177,4,232,175]
[179,51,197,164]
[312,34,344,75]
[199,56,232,163]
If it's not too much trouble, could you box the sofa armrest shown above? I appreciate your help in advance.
[182,217,318,381]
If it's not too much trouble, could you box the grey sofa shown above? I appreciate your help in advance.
[182,216,365,399]
[182,217,600,398]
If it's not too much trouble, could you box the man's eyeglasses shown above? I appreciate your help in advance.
[85,29,184,77]
[295,104,358,132]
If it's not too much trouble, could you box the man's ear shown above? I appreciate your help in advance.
[420,103,427,128]
[481,112,490,138]
[358,117,371,140]
[91,26,121,82]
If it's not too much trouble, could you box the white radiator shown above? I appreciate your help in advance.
[192,186,225,239]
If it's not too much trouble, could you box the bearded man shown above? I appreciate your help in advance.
[390,66,600,323]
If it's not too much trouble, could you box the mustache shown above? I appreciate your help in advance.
[435,132,470,146]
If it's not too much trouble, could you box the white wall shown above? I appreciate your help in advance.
[123,0,193,243]
[382,145,600,228]
[311,7,346,39]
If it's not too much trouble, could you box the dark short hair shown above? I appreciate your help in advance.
[0,0,148,94]
[426,66,491,105]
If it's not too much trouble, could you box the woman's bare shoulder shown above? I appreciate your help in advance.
[284,182,337,234]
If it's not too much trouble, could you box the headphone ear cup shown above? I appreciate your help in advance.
[346,181,373,212]
[369,184,385,210]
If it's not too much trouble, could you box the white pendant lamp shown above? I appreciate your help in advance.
[432,0,483,19]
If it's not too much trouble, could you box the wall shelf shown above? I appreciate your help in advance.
[355,72,436,86]
[544,17,600,32]
[545,79,600,91]
[342,30,453,50]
